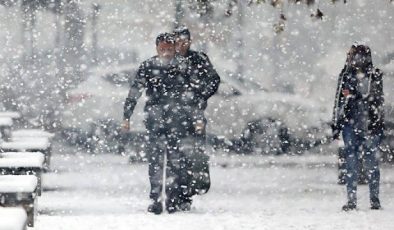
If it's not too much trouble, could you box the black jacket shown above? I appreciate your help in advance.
[177,50,220,110]
[123,56,183,120]
[123,51,220,121]
[332,65,385,137]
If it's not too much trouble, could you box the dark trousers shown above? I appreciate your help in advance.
[144,106,189,203]
[342,124,381,204]
[145,105,210,203]
[178,123,210,198]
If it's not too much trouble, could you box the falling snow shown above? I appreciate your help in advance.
[0,0,393,229]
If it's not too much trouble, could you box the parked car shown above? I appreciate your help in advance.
[379,104,394,162]
[205,75,332,154]
[380,59,394,162]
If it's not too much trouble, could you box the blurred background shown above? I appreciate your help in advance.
[0,0,393,159]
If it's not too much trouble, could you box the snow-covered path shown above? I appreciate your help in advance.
[35,143,394,230]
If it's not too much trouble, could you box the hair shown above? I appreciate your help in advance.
[155,33,175,46]
[346,43,373,69]
[349,44,370,56]
[173,26,191,40]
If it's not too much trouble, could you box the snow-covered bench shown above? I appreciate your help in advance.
[0,111,54,141]
[0,207,28,230]
[0,152,45,196]
[0,175,38,227]
[0,138,52,171]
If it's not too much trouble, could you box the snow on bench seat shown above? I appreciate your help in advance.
[0,112,21,119]
[12,129,55,139]
[0,207,27,230]
[0,175,38,227]
[0,117,13,127]
[0,152,45,195]
[0,139,52,170]
[0,175,38,193]
[0,138,51,150]
[0,152,45,168]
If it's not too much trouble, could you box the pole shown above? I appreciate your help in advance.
[21,0,36,65]
[235,0,245,82]
[92,3,101,65]
[161,150,167,212]
[174,0,183,29]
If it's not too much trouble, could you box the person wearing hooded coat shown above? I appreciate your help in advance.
[332,43,385,211]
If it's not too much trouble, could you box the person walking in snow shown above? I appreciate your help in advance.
[172,26,221,209]
[332,43,385,211]
[122,33,194,214]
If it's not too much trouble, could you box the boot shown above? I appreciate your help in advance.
[178,197,192,211]
[147,200,163,215]
[370,197,381,210]
[342,202,357,211]
[166,200,178,214]
[166,196,192,213]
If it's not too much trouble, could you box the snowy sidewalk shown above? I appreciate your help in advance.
[35,144,394,230]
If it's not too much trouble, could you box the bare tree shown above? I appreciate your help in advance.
[62,0,86,88]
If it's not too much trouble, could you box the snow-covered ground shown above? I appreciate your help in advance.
[33,142,394,230]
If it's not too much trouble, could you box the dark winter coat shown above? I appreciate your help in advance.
[177,49,221,111]
[123,56,178,120]
[332,65,385,137]
[123,54,218,134]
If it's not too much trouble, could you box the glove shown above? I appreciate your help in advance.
[194,120,205,134]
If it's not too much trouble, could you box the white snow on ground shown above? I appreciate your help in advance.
[34,142,394,230]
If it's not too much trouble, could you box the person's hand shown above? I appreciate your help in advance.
[121,120,130,133]
[372,68,382,80]
[194,120,205,134]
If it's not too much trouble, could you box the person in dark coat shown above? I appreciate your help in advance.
[122,33,195,214]
[172,26,221,208]
[173,26,221,112]
[332,43,385,211]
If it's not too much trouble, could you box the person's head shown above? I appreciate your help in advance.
[347,43,372,70]
[173,26,191,56]
[156,33,176,64]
